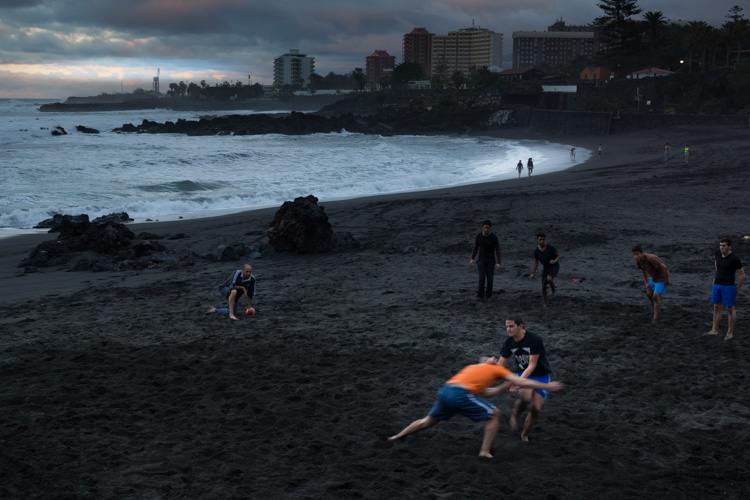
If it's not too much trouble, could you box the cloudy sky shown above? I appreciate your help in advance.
[0,0,739,99]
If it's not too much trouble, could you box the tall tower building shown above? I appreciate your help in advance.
[273,49,315,87]
[365,50,396,85]
[432,26,503,76]
[403,27,434,76]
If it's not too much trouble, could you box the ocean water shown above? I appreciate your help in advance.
[0,98,588,235]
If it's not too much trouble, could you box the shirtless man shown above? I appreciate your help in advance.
[632,245,670,323]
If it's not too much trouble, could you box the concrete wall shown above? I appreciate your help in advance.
[610,113,749,134]
[528,109,611,135]
[522,109,749,136]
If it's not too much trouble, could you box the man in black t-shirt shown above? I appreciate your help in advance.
[487,315,556,442]
[530,233,561,306]
[705,237,745,340]
[470,219,502,301]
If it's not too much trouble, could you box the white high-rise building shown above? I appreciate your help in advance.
[273,49,315,87]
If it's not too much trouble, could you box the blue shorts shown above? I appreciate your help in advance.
[517,373,550,399]
[649,278,666,294]
[712,284,737,307]
[428,385,496,422]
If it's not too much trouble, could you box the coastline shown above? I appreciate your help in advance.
[2,123,750,498]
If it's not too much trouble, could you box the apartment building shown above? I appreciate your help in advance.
[512,30,596,69]
[403,27,434,76]
[365,50,396,85]
[432,26,503,76]
[273,49,315,87]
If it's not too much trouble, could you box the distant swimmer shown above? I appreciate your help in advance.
[598,144,603,157]
[569,147,576,161]
[684,144,689,164]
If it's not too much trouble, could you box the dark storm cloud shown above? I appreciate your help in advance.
[0,0,45,8]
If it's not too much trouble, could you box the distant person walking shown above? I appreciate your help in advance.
[516,160,523,178]
[705,237,745,340]
[684,144,689,164]
[527,158,534,176]
[529,233,561,306]
[632,245,669,323]
[664,143,671,164]
[598,144,603,158]
[470,220,502,301]
[570,148,576,161]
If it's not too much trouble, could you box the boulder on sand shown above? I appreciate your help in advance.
[267,195,339,254]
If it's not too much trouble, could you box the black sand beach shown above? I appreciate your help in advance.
[1,124,749,499]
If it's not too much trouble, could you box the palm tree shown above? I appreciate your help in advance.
[683,21,711,73]
[642,11,666,52]
[723,5,750,66]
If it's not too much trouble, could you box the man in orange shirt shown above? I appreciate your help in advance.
[388,361,563,457]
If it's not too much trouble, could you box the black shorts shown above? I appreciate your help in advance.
[541,267,559,282]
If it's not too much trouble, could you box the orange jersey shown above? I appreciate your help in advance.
[445,364,512,394]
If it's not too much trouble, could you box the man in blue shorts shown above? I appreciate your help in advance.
[530,233,562,306]
[632,245,670,323]
[705,237,745,340]
[489,315,556,442]
[206,264,256,320]
[388,358,563,457]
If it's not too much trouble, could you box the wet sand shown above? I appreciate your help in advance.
[1,124,749,499]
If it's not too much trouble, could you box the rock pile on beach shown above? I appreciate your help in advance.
[268,195,360,253]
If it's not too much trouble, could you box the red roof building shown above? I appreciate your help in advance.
[365,50,396,85]
[403,27,434,76]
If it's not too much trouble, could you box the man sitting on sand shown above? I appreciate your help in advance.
[632,245,669,323]
[388,358,563,458]
[206,264,256,320]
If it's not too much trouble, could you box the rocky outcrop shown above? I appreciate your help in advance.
[20,216,136,269]
[75,125,100,134]
[34,212,133,232]
[112,106,501,137]
[267,195,359,254]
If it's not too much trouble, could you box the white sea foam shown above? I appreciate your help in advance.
[0,98,589,233]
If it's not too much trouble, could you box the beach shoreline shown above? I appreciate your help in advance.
[2,123,750,498]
